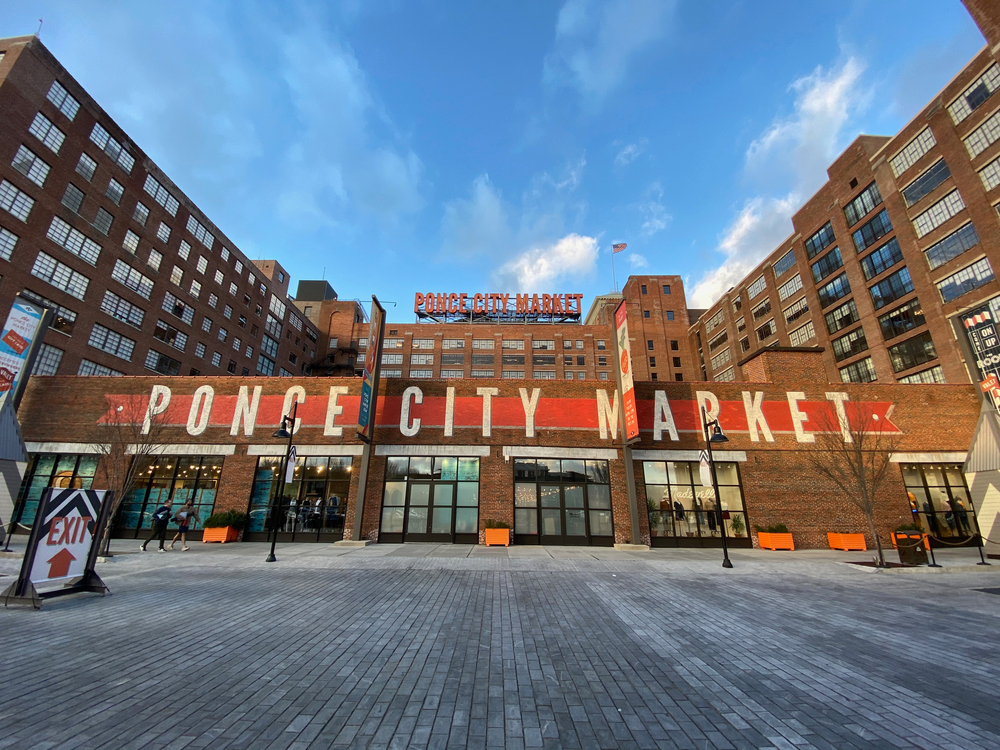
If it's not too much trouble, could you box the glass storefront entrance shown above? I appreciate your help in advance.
[118,456,221,537]
[902,463,981,547]
[513,458,614,546]
[379,456,480,543]
[11,453,99,531]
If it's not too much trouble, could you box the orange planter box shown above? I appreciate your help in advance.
[757,531,794,551]
[484,528,510,547]
[827,532,867,551]
[202,526,239,543]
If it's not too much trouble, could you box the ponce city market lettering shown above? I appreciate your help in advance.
[414,292,585,316]
[116,385,898,445]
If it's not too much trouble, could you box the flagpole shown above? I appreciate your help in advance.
[612,250,617,293]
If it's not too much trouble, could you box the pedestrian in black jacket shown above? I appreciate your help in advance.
[141,500,173,552]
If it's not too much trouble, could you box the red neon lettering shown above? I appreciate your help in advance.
[448,293,458,313]
[414,293,424,313]
[459,293,468,313]
[553,295,564,314]
[516,294,529,314]
[500,294,510,314]
[473,294,484,313]
[436,294,448,313]
[530,294,541,314]
[542,294,552,314]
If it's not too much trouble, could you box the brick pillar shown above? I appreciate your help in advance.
[214,451,256,514]
[479,450,512,543]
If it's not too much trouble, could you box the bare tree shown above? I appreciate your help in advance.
[88,394,169,555]
[806,401,902,567]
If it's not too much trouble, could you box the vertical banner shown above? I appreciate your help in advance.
[962,306,1000,411]
[613,300,639,442]
[0,294,52,409]
[357,296,386,442]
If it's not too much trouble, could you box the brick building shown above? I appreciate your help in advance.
[689,0,1000,388]
[0,36,320,382]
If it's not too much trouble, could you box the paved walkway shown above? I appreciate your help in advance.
[1,541,999,750]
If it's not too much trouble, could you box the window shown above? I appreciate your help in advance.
[235,260,243,275]
[194,342,206,358]
[643,459,745,540]
[861,238,904,281]
[670,340,679,351]
[196,256,208,274]
[264,314,282,338]
[647,340,654,351]
[206,294,218,310]
[709,349,730,371]
[105,179,124,205]
[531,340,554,350]
[870,267,915,309]
[221,247,230,262]
[890,128,936,177]
[937,258,995,303]
[189,280,202,299]
[93,208,113,236]
[596,340,606,351]
[472,354,495,366]
[28,113,66,154]
[714,367,734,382]
[732,297,743,313]
[879,298,925,341]
[153,320,187,351]
[640,284,647,294]
[145,349,181,375]
[747,275,766,299]
[12,145,50,187]
[948,62,1000,124]
[805,222,836,259]
[576,340,583,350]
[214,270,224,285]
[839,357,877,384]
[502,370,525,379]
[708,331,728,352]
[31,252,89,300]
[186,215,215,248]
[756,319,776,342]
[88,323,135,360]
[672,357,681,368]
[968,107,1000,160]
[751,298,772,321]
[412,339,434,349]
[902,159,951,207]
[268,295,286,319]
[818,273,851,308]
[0,226,17,261]
[257,354,275,375]
[852,210,893,253]
[649,356,657,368]
[501,354,525,366]
[843,182,882,226]
[925,223,979,271]
[47,81,80,120]
[101,290,144,329]
[773,249,796,278]
[533,371,556,380]
[122,229,139,254]
[662,284,671,294]
[825,300,860,335]
[132,202,149,226]
[1,180,35,222]
[832,327,868,362]
[169,265,183,286]
[226,281,236,297]
[232,337,242,352]
[237,314,247,329]
[888,332,937,373]
[783,297,809,325]
[211,352,222,367]
[155,221,171,244]
[382,353,403,365]
[21,290,76,335]
[218,328,228,342]
[643,310,650,319]
[227,360,237,374]
[740,336,750,353]
[89,123,134,173]
[261,335,279,358]
[289,314,302,332]
[383,338,404,349]
[110,259,152,299]
[666,311,675,321]
[410,353,434,366]
[161,291,194,325]
[599,372,609,380]
[471,370,494,379]
[705,310,725,332]
[142,174,180,216]
[439,370,462,379]
[899,366,945,384]
[789,321,815,347]
[79,359,123,377]
[46,216,101,265]
[531,354,555,367]
[34,343,64,375]
[913,190,965,238]
[75,153,97,181]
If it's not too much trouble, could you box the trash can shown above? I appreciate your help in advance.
[894,531,928,565]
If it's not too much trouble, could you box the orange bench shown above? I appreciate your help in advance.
[757,531,795,550]
[202,526,239,543]
[484,528,510,547]
[827,532,867,551]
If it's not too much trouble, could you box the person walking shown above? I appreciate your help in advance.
[169,500,199,551]
[141,499,173,552]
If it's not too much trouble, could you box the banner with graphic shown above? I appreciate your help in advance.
[357,296,386,442]
[0,294,51,408]
[614,300,639,442]
[962,306,1000,411]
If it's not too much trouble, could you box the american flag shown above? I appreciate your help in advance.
[612,243,627,254]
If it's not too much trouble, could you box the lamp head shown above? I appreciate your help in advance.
[709,422,728,443]
[272,417,292,439]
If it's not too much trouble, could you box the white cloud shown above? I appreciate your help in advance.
[638,181,671,236]
[544,0,674,104]
[627,253,648,269]
[614,139,647,167]
[689,57,867,308]
[494,234,599,291]
[442,174,512,258]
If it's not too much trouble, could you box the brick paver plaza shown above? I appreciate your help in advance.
[1,542,999,750]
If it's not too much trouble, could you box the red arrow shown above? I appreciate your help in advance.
[46,548,76,579]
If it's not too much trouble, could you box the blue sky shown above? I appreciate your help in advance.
[3,1,987,321]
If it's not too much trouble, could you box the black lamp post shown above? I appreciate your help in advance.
[267,400,299,563]
[701,406,733,569]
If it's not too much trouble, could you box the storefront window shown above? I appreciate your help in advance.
[13,453,98,528]
[246,455,353,540]
[513,458,613,545]
[902,463,977,542]
[379,456,480,542]
[643,460,748,546]
[118,457,221,535]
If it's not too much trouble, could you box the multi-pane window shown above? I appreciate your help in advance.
[145,349,181,376]
[100,290,144,329]
[948,62,1000,124]
[843,182,882,226]
[231,336,242,352]
[154,320,187,351]
[383,338,404,349]
[268,295,286,319]
[736,318,746,333]
[111,259,153,299]
[502,370,525,379]
[214,270,224,285]
[442,353,466,366]
[229,282,238,297]
[190,280,202,299]
[472,354,494,366]
[747,275,766,299]
[533,371,556,380]
[732,297,743,313]
[186,215,215,248]
[93,208,113,236]
[839,357,877,384]
[772,249,796,278]
[937,258,995,303]
[709,348,731,371]
[147,249,162,272]
[88,323,135,360]
[12,145,50,187]
[46,81,81,120]
[913,190,965,238]
[805,222,835,259]
[870,267,914,309]
[142,174,180,216]
[28,113,65,154]
[410,353,434,366]
[412,339,434,349]
[60,184,84,214]
[471,370,494,379]
[89,123,135,173]
[965,108,1000,159]
[289,314,302,332]
[471,339,494,349]
[980,156,1000,193]
[195,342,206,358]
[235,260,243,275]
[46,216,101,265]
[0,226,17,261]
[811,249,843,284]
[925,222,979,271]
[79,359,123,377]
[31,252,89,300]
[261,335,279,358]
[888,332,937,373]
[714,367,735,382]
[34,343,64,375]
[264,314,282,338]
[75,153,97,181]
[531,340,555,350]
[211,352,222,367]
[751,298,772,321]
[162,291,195,325]
[879,298,925,341]
[156,222,171,243]
[105,178,124,205]
[832,327,868,362]
[257,354,275,375]
[217,327,228,342]
[704,309,725,333]
[861,238,904,281]
[899,366,945,384]
[220,247,230,261]
[196,256,208,274]
[122,230,140,254]
[788,321,815,347]
[738,336,750,354]
[438,369,462,379]
[643,460,746,541]
[901,159,951,207]
[890,128,936,177]
[755,319,776,342]
[174,240,190,261]
[783,297,809,325]
[0,181,34,222]
[21,290,76,335]
[708,331,728,352]
[852,210,893,253]
[169,265,183,286]
[825,300,860,335]
[817,273,851,308]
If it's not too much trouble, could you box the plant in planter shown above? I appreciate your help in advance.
[203,510,247,543]
[730,514,745,537]
[754,523,794,550]
[483,519,510,547]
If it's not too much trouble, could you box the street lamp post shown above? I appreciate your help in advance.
[701,406,733,569]
[267,400,299,563]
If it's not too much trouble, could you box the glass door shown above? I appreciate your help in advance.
[514,458,614,546]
